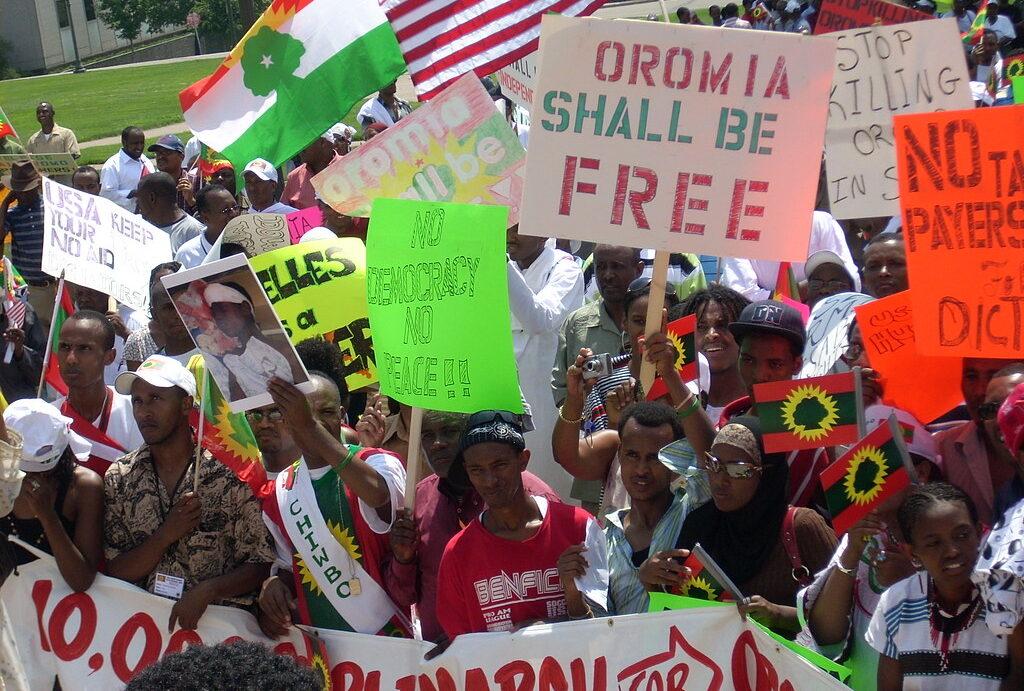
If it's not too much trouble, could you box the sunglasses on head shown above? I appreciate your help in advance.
[466,410,520,428]
[700,451,766,479]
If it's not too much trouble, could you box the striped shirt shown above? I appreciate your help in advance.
[604,491,690,616]
[865,572,1009,689]
[3,197,47,284]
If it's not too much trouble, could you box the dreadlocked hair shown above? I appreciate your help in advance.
[674,284,751,325]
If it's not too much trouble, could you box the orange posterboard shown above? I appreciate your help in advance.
[854,292,962,423]
[893,107,1024,358]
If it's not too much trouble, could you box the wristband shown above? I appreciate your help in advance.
[338,444,361,471]
[675,395,701,420]
[835,560,857,577]
[559,405,584,425]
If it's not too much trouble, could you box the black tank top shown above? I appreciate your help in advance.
[0,471,76,565]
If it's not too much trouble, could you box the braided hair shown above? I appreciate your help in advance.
[897,482,979,546]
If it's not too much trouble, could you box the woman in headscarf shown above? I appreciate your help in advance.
[0,398,101,593]
[640,416,837,635]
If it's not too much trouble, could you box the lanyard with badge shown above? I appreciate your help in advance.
[151,455,195,600]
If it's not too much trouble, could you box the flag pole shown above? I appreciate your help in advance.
[853,366,866,438]
[36,274,65,398]
[193,366,207,490]
[639,250,670,395]
[404,406,424,511]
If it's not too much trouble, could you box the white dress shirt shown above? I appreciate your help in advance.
[174,232,215,269]
[720,210,859,301]
[99,149,155,211]
[508,246,584,500]
[248,201,298,214]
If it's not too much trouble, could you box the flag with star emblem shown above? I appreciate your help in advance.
[180,0,406,168]
[669,552,737,603]
[0,107,17,141]
[754,371,863,453]
[647,314,697,401]
[820,415,915,536]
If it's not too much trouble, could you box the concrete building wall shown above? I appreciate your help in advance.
[0,0,46,74]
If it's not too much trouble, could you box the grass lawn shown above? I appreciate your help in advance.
[0,58,222,144]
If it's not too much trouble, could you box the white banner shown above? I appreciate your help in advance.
[42,178,172,311]
[823,18,972,220]
[520,17,836,262]
[3,553,848,690]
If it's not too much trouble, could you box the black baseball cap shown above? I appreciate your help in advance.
[728,300,806,352]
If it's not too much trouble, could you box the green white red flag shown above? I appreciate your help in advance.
[754,371,863,453]
[0,107,16,141]
[41,279,74,397]
[180,0,406,168]
[821,415,916,536]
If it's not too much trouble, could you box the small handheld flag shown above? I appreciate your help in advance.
[820,415,918,536]
[37,277,74,398]
[672,543,745,603]
[646,314,698,401]
[754,370,863,453]
[0,107,18,141]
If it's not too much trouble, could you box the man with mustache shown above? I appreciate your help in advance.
[54,311,143,475]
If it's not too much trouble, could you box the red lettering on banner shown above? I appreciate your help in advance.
[31,579,53,652]
[538,656,569,691]
[48,592,97,660]
[611,166,658,228]
[496,660,536,691]
[165,628,202,656]
[616,626,723,691]
[670,173,713,235]
[110,612,161,682]
[730,630,795,691]
[420,667,458,691]
[559,157,601,215]
[726,179,768,241]
[335,660,366,691]
[596,42,625,82]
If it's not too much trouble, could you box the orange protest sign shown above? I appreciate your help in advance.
[854,292,961,423]
[894,107,1024,357]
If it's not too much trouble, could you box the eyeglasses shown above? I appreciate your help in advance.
[808,278,851,291]
[839,342,865,365]
[700,451,766,479]
[978,401,1002,422]
[218,204,242,216]
[246,408,283,423]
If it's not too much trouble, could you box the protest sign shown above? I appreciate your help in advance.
[161,254,313,412]
[6,551,848,690]
[366,199,521,413]
[250,238,378,390]
[285,206,324,243]
[813,0,931,34]
[497,52,538,114]
[41,178,172,311]
[854,291,961,422]
[221,212,290,256]
[800,291,874,378]
[894,106,1024,357]
[520,17,835,262]
[824,19,972,220]
[312,75,527,225]
[0,152,77,176]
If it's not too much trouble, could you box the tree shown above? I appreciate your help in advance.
[97,0,146,52]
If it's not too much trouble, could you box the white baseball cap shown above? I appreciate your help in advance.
[299,227,337,243]
[243,158,278,183]
[204,282,252,308]
[805,249,861,291]
[115,354,197,398]
[3,399,91,472]
[864,404,938,465]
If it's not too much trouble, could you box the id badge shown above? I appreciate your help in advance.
[153,572,186,600]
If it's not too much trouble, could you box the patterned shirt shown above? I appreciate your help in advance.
[3,197,47,284]
[103,444,275,608]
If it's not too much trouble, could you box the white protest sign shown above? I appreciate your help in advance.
[497,52,538,114]
[824,18,972,220]
[42,178,172,310]
[800,290,874,378]
[520,17,836,261]
[6,552,848,690]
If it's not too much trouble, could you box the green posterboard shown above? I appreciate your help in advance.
[366,198,522,413]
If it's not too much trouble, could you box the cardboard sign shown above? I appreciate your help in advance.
[894,106,1024,357]
[824,19,972,220]
[0,152,77,176]
[41,178,172,310]
[221,212,289,256]
[366,199,521,413]
[7,551,847,691]
[520,17,835,261]
[161,253,314,412]
[285,206,323,243]
[497,52,539,114]
[250,238,378,390]
[854,291,961,423]
[813,0,932,34]
[312,75,527,225]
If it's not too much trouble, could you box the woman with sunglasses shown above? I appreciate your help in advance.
[640,416,836,636]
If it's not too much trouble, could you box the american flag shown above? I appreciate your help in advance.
[384,0,608,100]
[2,258,25,331]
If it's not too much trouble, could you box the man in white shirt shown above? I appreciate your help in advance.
[721,3,753,27]
[243,159,298,215]
[986,0,1018,43]
[175,185,241,268]
[720,210,859,301]
[942,0,977,32]
[99,127,155,211]
[507,225,584,500]
[55,310,144,474]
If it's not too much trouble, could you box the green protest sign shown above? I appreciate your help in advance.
[366,199,522,413]
[250,237,377,391]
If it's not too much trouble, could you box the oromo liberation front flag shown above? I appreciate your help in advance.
[647,314,698,401]
[180,0,406,168]
[384,0,608,100]
[821,415,915,536]
[754,371,862,453]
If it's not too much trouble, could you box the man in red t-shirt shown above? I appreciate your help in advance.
[436,411,607,638]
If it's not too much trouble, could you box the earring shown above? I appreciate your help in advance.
[911,558,923,569]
